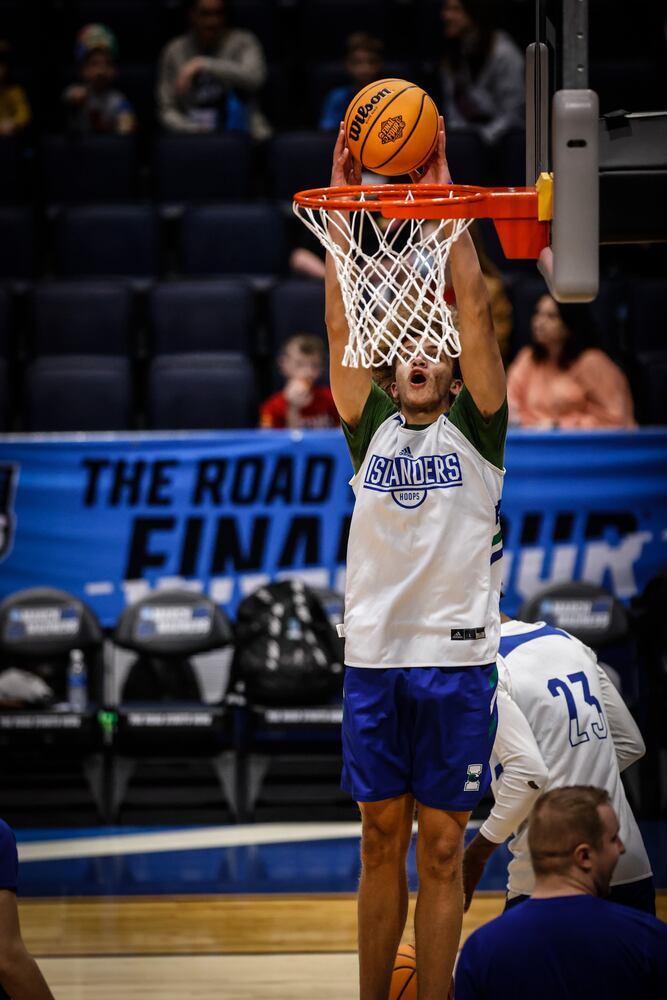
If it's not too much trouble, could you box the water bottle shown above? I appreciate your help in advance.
[67,648,88,711]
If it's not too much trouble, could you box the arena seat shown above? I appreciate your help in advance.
[268,278,326,352]
[0,287,9,359]
[24,355,133,431]
[297,0,387,60]
[107,589,236,821]
[443,127,491,187]
[0,137,25,203]
[0,208,35,281]
[31,281,133,357]
[0,587,107,819]
[232,584,346,821]
[267,132,335,201]
[180,204,287,278]
[42,135,139,205]
[147,351,258,429]
[149,280,256,356]
[116,62,157,133]
[634,351,667,425]
[154,133,253,208]
[54,204,161,279]
[0,359,8,431]
[625,277,667,353]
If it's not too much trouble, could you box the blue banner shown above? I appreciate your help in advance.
[1,429,666,627]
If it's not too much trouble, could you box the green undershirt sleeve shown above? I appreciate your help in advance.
[341,382,398,474]
[448,386,508,470]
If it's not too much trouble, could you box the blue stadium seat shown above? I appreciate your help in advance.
[496,128,526,187]
[24,355,133,431]
[0,358,8,430]
[635,351,667,425]
[444,128,491,187]
[42,136,139,204]
[54,205,160,279]
[0,137,25,203]
[117,63,157,132]
[0,208,34,280]
[297,0,387,59]
[148,352,258,430]
[0,288,9,359]
[31,282,132,356]
[154,134,253,207]
[149,280,256,355]
[626,277,667,353]
[268,279,326,353]
[267,132,335,201]
[181,205,287,278]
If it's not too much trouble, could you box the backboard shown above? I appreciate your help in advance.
[527,0,667,303]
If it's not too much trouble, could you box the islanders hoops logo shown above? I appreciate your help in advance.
[363,446,462,508]
[0,464,18,561]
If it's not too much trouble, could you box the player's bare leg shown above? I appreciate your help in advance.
[414,805,469,998]
[357,794,414,1000]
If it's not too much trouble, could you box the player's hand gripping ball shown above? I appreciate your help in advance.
[344,78,440,177]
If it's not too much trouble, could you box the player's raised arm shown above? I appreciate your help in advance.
[411,118,506,418]
[325,125,372,429]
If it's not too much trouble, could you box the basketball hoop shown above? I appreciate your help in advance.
[293,182,550,368]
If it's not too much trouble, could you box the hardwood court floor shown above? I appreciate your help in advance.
[22,893,504,999]
[22,892,667,999]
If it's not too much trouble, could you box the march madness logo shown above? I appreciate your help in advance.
[0,464,18,561]
[379,115,406,144]
[363,447,462,509]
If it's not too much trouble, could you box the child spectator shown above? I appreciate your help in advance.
[439,0,524,146]
[260,335,339,429]
[62,24,136,134]
[157,0,268,138]
[319,32,385,131]
[0,40,30,136]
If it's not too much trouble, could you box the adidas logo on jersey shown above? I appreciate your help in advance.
[398,446,413,458]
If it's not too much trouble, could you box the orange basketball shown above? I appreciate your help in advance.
[390,943,417,1000]
[344,78,440,176]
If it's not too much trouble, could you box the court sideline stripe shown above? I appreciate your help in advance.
[19,819,483,862]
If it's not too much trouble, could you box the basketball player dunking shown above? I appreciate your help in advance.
[327,119,507,999]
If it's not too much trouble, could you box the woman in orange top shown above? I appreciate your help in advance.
[507,294,636,429]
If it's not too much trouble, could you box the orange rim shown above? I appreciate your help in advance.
[293,183,550,259]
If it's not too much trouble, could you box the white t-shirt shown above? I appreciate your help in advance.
[342,386,505,668]
[481,619,652,896]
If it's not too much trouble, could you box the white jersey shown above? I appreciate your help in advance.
[481,619,652,896]
[343,405,504,668]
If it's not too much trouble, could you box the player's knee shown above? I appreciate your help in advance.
[418,832,463,884]
[360,815,409,870]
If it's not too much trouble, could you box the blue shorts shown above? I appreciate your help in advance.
[341,663,498,811]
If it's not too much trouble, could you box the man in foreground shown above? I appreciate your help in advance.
[456,787,667,999]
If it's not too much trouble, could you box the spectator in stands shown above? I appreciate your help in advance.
[157,0,269,139]
[455,787,667,999]
[62,24,136,134]
[0,819,55,999]
[260,334,339,429]
[438,0,524,146]
[507,294,636,428]
[319,32,385,131]
[0,40,31,135]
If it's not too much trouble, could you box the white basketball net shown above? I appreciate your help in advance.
[293,190,472,368]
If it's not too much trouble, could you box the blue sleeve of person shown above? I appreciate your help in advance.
[226,90,249,131]
[0,819,18,891]
[319,87,353,131]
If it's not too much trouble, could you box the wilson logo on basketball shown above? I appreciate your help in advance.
[379,115,406,144]
[347,86,392,141]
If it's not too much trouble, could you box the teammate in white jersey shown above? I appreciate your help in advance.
[463,615,655,914]
[326,120,507,1000]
